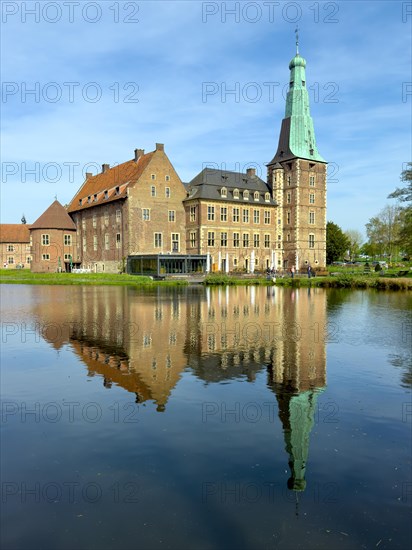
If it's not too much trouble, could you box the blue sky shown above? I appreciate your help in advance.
[1,0,411,238]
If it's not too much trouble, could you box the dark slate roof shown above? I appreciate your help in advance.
[184,168,276,205]
[31,200,76,230]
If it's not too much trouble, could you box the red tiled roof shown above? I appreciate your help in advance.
[67,153,154,213]
[0,224,31,243]
[30,200,76,230]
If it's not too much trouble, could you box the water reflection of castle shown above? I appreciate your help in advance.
[34,285,326,488]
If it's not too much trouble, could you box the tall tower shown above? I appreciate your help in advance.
[268,36,327,270]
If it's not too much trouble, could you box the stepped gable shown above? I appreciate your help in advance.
[68,152,154,213]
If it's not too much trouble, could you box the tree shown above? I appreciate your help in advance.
[365,205,401,262]
[326,221,349,264]
[388,162,412,257]
[344,229,363,260]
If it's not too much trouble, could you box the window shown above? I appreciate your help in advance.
[105,234,109,250]
[82,219,86,231]
[7,244,14,252]
[233,232,240,247]
[26,244,31,252]
[115,187,119,196]
[278,243,281,249]
[309,175,315,186]
[221,232,227,247]
[151,185,156,197]
[254,191,259,201]
[41,254,50,261]
[104,211,109,226]
[264,234,270,248]
[116,233,121,248]
[265,192,270,202]
[79,199,82,206]
[253,209,260,224]
[190,231,197,248]
[93,215,97,228]
[309,193,315,204]
[168,210,176,222]
[83,237,86,252]
[208,231,215,247]
[142,208,150,221]
[278,234,281,240]
[287,211,291,224]
[190,206,196,222]
[243,190,249,200]
[254,234,260,248]
[264,211,270,224]
[233,207,240,222]
[207,205,215,221]
[64,234,72,246]
[165,175,170,182]
[104,190,108,199]
[233,258,238,267]
[287,176,291,186]
[242,209,249,223]
[287,233,290,241]
[309,211,315,224]
[64,254,71,261]
[221,187,227,198]
[165,187,170,198]
[116,209,121,223]
[233,188,239,199]
[93,235,97,251]
[287,192,291,204]
[309,234,315,248]
[26,257,31,263]
[243,233,249,248]
[171,233,179,252]
[41,234,49,246]
[151,174,156,180]
[154,233,162,248]
[220,207,227,222]
[87,196,91,204]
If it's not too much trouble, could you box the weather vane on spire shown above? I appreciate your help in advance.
[295,26,299,55]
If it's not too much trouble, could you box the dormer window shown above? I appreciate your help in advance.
[302,80,305,86]
[233,188,239,199]
[310,148,314,156]
[87,196,91,203]
[79,199,82,206]
[115,186,120,195]
[93,194,97,202]
[265,192,270,202]
[290,81,294,87]
[104,190,108,199]
[254,191,259,201]
[243,190,249,201]
[221,187,227,198]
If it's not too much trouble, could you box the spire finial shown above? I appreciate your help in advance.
[295,26,299,55]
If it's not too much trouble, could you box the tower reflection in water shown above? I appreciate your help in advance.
[36,284,326,492]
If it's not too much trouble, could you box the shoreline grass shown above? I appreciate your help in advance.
[0,270,187,287]
[1,270,411,291]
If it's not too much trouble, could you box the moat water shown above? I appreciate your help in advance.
[1,284,411,550]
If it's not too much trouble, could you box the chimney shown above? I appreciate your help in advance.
[85,172,93,179]
[155,143,164,151]
[102,164,110,173]
[134,148,145,161]
[246,168,256,178]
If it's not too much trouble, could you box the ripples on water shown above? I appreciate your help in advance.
[1,284,411,550]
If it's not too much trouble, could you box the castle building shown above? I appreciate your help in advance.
[267,45,327,269]
[0,224,31,268]
[2,45,327,274]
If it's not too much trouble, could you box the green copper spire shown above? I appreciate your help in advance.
[269,40,326,164]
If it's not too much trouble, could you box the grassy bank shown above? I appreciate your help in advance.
[274,274,412,290]
[0,270,188,287]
